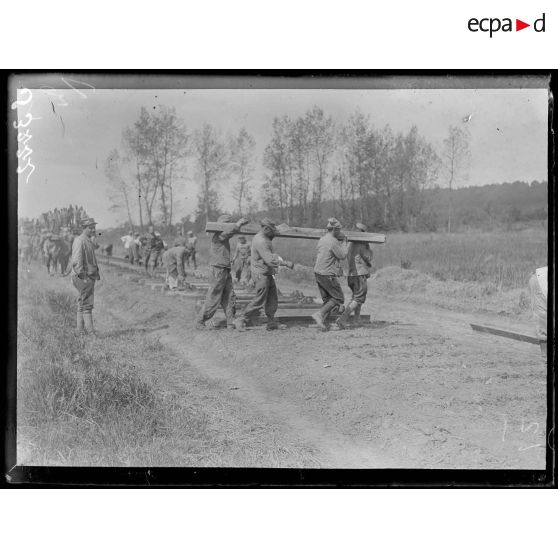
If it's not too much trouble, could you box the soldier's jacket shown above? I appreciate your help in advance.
[162,246,188,276]
[251,232,280,276]
[142,232,159,250]
[209,224,241,269]
[187,236,197,250]
[234,242,251,260]
[314,234,348,276]
[347,241,373,277]
[71,233,100,280]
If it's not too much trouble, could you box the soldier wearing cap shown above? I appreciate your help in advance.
[142,225,161,276]
[196,214,249,329]
[336,222,373,328]
[185,230,198,269]
[162,238,189,290]
[233,218,293,332]
[232,235,252,286]
[311,217,348,331]
[70,217,100,334]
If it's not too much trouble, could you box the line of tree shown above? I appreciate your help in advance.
[106,103,545,235]
[105,106,258,234]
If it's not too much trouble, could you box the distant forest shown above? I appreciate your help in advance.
[179,180,548,234]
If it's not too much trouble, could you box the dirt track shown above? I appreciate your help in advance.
[30,260,548,469]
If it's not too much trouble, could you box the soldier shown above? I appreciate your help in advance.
[196,214,249,330]
[233,218,294,332]
[162,238,189,290]
[142,225,159,275]
[529,266,547,359]
[19,226,33,264]
[132,233,142,265]
[185,230,198,269]
[233,235,252,286]
[121,230,135,261]
[70,218,100,334]
[336,222,373,328]
[311,217,348,332]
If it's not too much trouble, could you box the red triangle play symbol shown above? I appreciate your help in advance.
[516,19,530,31]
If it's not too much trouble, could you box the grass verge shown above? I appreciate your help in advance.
[17,271,318,467]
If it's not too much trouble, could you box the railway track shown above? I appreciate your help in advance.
[100,254,370,327]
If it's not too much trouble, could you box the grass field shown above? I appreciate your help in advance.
[106,225,547,291]
[16,271,318,466]
[271,227,548,290]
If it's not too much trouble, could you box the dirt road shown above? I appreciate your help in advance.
[29,261,548,469]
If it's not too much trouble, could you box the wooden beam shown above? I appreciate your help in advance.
[205,222,386,243]
[211,314,371,328]
[470,323,541,345]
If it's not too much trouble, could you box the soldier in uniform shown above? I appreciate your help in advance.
[232,235,252,286]
[185,231,198,269]
[162,238,189,290]
[336,222,373,328]
[70,218,101,334]
[19,226,33,264]
[142,225,159,275]
[196,214,249,329]
[312,218,348,332]
[233,218,294,332]
[529,266,547,359]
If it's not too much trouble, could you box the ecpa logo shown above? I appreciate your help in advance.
[468,13,546,37]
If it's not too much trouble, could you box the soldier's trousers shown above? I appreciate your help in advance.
[529,273,547,340]
[197,266,236,325]
[347,275,368,304]
[315,273,344,319]
[165,267,183,290]
[238,274,278,321]
[235,258,251,284]
[144,248,162,271]
[71,275,96,312]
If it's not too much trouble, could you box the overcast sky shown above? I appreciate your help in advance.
[16,87,548,227]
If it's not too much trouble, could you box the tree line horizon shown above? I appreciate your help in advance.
[104,104,547,235]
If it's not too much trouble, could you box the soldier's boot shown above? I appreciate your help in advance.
[83,311,96,335]
[312,300,337,332]
[266,317,287,331]
[336,301,358,329]
[233,317,246,332]
[353,303,363,326]
[76,311,84,334]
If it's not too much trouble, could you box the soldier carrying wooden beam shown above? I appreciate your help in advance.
[336,222,373,329]
[196,214,249,330]
[312,218,348,332]
[233,218,294,332]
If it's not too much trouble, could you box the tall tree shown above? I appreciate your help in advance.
[123,106,189,230]
[229,128,256,215]
[193,124,229,224]
[441,125,470,233]
[305,106,335,226]
[263,117,291,222]
[104,148,135,229]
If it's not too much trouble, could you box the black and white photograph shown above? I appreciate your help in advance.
[8,74,552,480]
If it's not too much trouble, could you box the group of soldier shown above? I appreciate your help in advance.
[194,215,373,333]
[28,205,89,232]
[19,209,548,356]
[120,227,198,277]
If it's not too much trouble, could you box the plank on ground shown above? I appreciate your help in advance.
[206,222,386,243]
[470,323,541,345]
[211,314,370,327]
